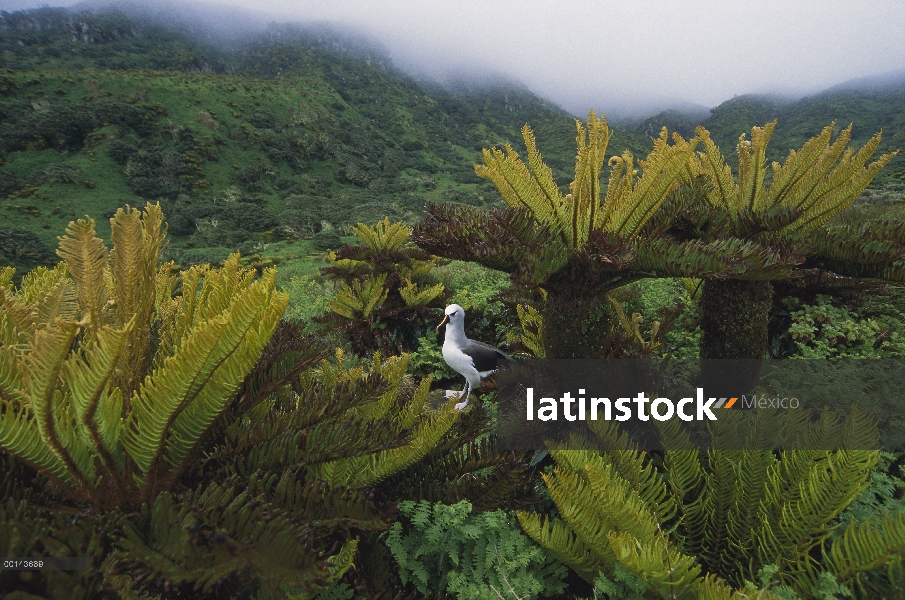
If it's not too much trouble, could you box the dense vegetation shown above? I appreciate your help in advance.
[2,5,905,600]
[631,90,905,189]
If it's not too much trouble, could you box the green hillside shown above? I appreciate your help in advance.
[634,88,905,188]
[648,87,905,190]
[706,91,905,182]
[0,7,651,273]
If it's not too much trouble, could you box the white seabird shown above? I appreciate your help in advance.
[436,303,511,410]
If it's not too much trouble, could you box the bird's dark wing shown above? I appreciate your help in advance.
[464,339,511,372]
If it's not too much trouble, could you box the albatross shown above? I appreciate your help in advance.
[436,303,511,410]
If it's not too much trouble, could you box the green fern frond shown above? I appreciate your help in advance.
[633,237,800,280]
[329,274,389,319]
[352,217,412,252]
[24,320,85,488]
[821,510,905,590]
[337,404,458,488]
[512,303,544,358]
[164,277,287,473]
[327,250,370,274]
[399,279,445,308]
[737,121,776,214]
[783,133,895,233]
[606,529,702,598]
[56,217,109,338]
[516,512,604,582]
[606,129,697,239]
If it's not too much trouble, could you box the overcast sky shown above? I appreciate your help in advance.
[5,0,905,119]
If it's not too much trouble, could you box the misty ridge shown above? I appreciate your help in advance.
[4,0,902,121]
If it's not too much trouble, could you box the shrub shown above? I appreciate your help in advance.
[0,204,468,597]
[106,137,137,165]
[0,98,98,150]
[385,500,569,600]
[518,410,905,598]
[194,110,219,130]
[0,168,23,197]
[90,98,153,134]
[282,275,333,322]
[318,218,450,354]
[125,147,195,199]
[278,207,321,238]
[0,226,56,270]
[313,228,343,250]
[229,201,279,232]
[236,162,270,191]
[250,108,275,129]
[783,294,905,358]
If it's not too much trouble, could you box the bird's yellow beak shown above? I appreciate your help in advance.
[436,314,449,332]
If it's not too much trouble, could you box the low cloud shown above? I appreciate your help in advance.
[7,0,905,119]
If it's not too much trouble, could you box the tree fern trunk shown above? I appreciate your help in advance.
[699,279,772,360]
[699,278,771,397]
[541,286,616,359]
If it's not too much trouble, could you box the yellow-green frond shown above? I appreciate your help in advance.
[164,281,285,470]
[516,512,605,582]
[329,274,389,319]
[737,121,776,213]
[692,126,737,210]
[398,279,445,308]
[56,217,109,337]
[822,510,905,589]
[352,218,412,251]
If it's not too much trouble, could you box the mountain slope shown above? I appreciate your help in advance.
[0,6,653,272]
[632,83,905,187]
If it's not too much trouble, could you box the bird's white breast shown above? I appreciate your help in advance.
[442,341,477,374]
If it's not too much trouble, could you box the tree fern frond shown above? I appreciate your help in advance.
[164,281,287,474]
[632,237,800,280]
[0,342,23,404]
[123,312,234,477]
[606,529,702,598]
[692,127,737,211]
[24,319,88,490]
[329,274,389,320]
[737,121,776,214]
[766,122,840,210]
[324,403,458,489]
[398,279,445,308]
[606,129,697,239]
[56,217,109,338]
[516,512,604,582]
[784,134,895,233]
[821,510,905,590]
[0,395,70,483]
[757,449,878,580]
[352,218,412,252]
[523,123,566,227]
[542,466,619,564]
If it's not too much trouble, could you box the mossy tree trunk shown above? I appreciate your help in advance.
[699,279,772,359]
[541,282,616,359]
[699,278,772,397]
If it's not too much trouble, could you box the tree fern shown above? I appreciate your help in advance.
[518,406,904,597]
[0,203,287,510]
[320,218,449,354]
[674,122,898,360]
[416,112,703,358]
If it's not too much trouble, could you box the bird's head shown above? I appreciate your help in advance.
[437,303,465,332]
